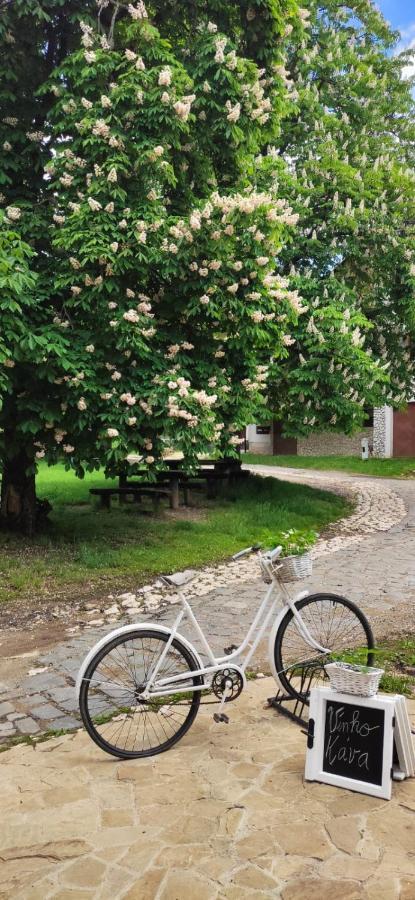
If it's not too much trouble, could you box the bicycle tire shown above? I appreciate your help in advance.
[274,593,375,702]
[79,628,203,759]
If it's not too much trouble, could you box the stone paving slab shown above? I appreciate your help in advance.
[0,470,414,743]
[0,678,414,899]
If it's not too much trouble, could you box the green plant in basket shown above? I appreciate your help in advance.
[331,647,375,667]
[274,529,318,558]
[330,644,415,697]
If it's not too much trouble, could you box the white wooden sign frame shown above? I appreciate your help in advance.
[393,695,415,778]
[305,687,396,800]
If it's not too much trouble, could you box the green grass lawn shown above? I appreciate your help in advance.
[244,453,415,478]
[377,636,415,696]
[0,463,350,605]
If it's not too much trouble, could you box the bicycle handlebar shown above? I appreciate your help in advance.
[269,545,282,561]
[232,542,282,562]
[232,543,262,560]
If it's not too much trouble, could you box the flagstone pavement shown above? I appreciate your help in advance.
[1,677,414,900]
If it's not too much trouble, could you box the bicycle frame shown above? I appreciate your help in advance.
[141,575,331,700]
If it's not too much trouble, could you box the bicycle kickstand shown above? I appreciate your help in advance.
[213,684,232,724]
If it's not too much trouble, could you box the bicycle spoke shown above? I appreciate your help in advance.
[80,630,201,758]
[275,595,373,702]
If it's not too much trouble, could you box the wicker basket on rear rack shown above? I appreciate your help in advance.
[324,662,384,697]
[274,552,313,582]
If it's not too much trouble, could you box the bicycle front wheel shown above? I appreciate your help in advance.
[274,593,374,702]
[79,629,203,759]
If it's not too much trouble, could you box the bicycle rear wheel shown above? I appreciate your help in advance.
[79,629,203,759]
[274,593,374,702]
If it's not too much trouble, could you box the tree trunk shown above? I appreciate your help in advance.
[0,448,37,536]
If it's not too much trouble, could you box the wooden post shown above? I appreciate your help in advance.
[170,476,180,510]
[118,474,127,505]
[206,476,217,499]
[151,493,161,513]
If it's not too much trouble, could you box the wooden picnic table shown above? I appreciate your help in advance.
[103,457,248,512]
[162,457,243,470]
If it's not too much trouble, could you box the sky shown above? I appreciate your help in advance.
[376,0,413,33]
[376,0,415,78]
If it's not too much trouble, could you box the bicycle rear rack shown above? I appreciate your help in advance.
[267,661,326,729]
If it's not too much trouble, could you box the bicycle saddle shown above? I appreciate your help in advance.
[160,570,197,588]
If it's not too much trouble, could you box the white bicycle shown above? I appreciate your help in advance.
[77,544,374,759]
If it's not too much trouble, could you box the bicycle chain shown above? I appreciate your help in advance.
[158,696,216,707]
[160,694,244,708]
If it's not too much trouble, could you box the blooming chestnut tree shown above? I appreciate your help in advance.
[0,214,36,388]
[47,12,302,467]
[154,0,415,435]
[0,0,103,533]
[0,206,82,532]
[268,0,415,434]
[0,0,301,531]
[2,0,414,535]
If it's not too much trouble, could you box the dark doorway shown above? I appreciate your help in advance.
[393,403,415,457]
[272,421,298,455]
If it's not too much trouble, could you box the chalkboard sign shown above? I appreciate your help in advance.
[305,687,396,800]
[323,698,385,785]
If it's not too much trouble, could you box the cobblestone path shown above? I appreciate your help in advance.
[0,469,414,744]
[248,466,415,626]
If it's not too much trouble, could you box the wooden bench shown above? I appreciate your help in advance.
[90,486,173,510]
[120,471,183,509]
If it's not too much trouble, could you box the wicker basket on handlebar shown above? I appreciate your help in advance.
[274,552,312,582]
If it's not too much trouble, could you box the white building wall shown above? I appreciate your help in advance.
[246,424,273,454]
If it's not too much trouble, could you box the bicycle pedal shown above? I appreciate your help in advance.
[223,644,238,655]
[213,713,230,724]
